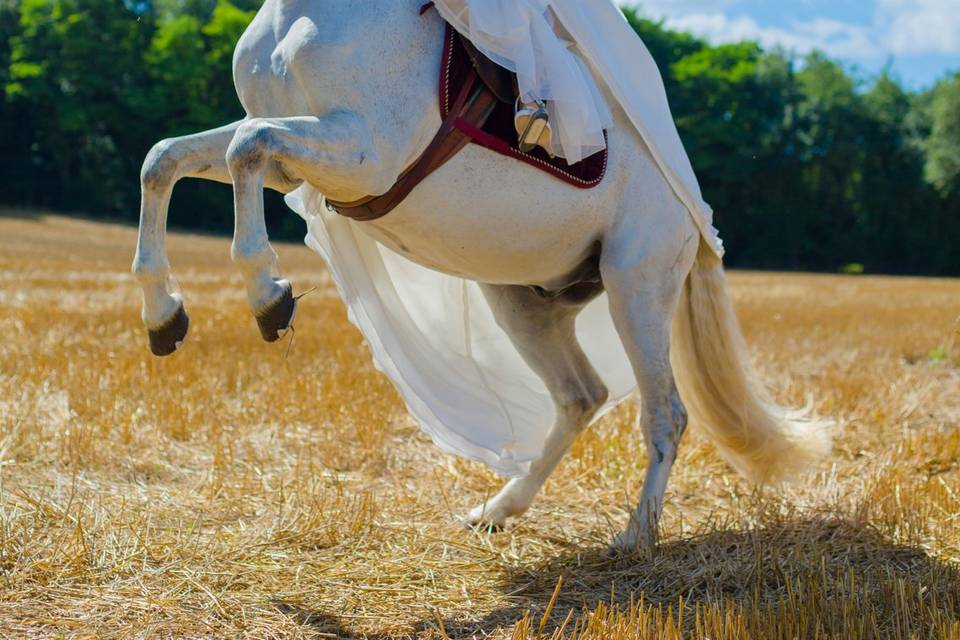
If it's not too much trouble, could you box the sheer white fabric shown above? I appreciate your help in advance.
[283,0,724,478]
[286,187,637,477]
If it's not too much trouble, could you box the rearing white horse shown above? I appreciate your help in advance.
[132,0,830,552]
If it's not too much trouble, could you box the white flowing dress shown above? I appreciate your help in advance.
[285,0,723,478]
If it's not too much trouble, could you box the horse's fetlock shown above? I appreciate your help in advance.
[231,241,276,275]
[131,255,169,284]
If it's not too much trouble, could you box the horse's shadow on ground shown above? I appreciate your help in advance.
[443,516,960,638]
[276,516,960,638]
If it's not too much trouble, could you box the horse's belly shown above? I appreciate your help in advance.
[360,146,615,287]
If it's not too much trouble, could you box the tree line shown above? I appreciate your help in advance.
[1,0,957,275]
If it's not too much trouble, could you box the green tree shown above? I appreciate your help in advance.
[144,0,257,232]
[925,74,960,197]
[0,0,34,204]
[145,0,253,133]
[0,3,956,272]
[6,0,157,211]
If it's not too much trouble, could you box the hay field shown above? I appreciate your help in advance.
[1,211,959,639]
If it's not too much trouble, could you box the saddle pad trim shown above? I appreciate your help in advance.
[453,118,608,189]
[438,25,607,189]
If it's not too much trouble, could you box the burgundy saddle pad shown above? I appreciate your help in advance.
[438,24,608,189]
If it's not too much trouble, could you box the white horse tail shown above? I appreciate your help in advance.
[670,239,832,483]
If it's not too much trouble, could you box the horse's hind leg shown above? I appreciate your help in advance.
[464,284,608,530]
[133,122,241,356]
[601,214,699,553]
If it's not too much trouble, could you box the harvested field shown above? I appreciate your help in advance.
[0,212,958,639]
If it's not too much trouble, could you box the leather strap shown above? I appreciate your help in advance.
[459,35,516,105]
[326,58,498,222]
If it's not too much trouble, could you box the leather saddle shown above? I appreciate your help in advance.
[325,24,514,221]
[328,4,608,221]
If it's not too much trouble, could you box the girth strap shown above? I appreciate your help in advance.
[325,57,498,222]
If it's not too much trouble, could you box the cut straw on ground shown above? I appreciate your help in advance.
[0,212,958,638]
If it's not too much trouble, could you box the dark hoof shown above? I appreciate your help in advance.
[463,520,505,534]
[256,281,297,343]
[148,303,189,357]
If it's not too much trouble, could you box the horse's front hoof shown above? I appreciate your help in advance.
[255,280,297,343]
[148,302,190,357]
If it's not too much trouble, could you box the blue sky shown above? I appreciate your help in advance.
[631,0,959,89]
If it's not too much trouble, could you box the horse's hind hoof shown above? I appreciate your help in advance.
[256,280,297,343]
[464,520,505,534]
[148,303,189,357]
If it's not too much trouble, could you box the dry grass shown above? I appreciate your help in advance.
[0,211,958,639]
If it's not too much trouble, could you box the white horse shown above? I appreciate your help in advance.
[132,0,829,552]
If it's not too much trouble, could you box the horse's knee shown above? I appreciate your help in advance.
[141,139,179,192]
[227,119,276,174]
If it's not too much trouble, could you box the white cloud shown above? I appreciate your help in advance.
[662,12,880,59]
[633,0,960,62]
[876,0,960,55]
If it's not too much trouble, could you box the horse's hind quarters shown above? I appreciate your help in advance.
[147,298,190,357]
[254,278,297,343]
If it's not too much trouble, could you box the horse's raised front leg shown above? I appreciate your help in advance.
[133,122,241,356]
[601,215,699,554]
[224,115,381,341]
[464,284,608,530]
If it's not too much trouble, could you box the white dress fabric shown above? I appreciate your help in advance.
[287,187,637,477]
[284,0,723,478]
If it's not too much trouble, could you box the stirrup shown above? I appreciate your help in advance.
[515,98,553,154]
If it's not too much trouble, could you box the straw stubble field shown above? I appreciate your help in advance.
[0,212,959,639]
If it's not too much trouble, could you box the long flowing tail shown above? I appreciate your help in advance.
[670,240,832,483]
